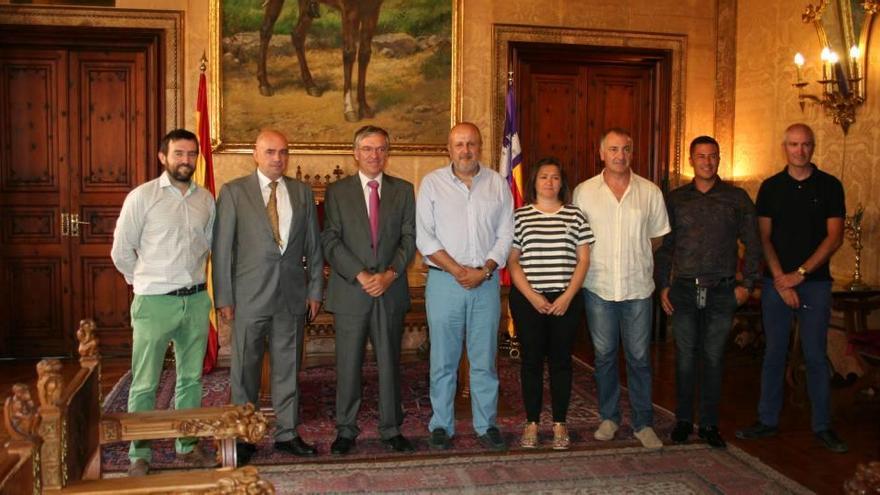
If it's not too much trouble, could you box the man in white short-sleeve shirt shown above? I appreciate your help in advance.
[572,127,670,449]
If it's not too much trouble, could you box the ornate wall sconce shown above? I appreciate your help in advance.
[796,0,878,134]
[792,47,862,134]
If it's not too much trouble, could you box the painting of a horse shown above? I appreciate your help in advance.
[258,0,383,122]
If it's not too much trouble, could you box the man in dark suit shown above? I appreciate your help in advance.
[321,125,417,454]
[212,129,324,461]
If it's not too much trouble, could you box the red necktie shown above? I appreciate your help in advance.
[368,180,380,255]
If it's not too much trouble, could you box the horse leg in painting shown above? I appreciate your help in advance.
[339,3,360,121]
[257,0,286,97]
[293,0,324,97]
[356,1,382,119]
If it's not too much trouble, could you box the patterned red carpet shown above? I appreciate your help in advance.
[101,358,810,493]
[101,356,677,469]
[257,444,811,494]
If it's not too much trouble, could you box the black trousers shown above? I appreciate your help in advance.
[509,287,583,422]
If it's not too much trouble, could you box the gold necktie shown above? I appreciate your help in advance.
[267,181,282,247]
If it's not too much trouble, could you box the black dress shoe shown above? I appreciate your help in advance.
[428,428,451,450]
[236,441,257,465]
[274,437,317,457]
[698,425,727,449]
[815,429,848,453]
[477,426,507,451]
[670,420,693,444]
[382,434,415,452]
[735,421,778,439]
[330,436,356,455]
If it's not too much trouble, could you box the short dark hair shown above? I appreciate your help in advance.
[689,135,720,155]
[600,127,633,150]
[353,125,390,150]
[524,157,571,205]
[159,129,199,155]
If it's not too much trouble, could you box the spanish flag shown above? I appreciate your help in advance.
[193,61,219,374]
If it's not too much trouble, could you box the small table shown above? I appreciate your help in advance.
[832,286,880,334]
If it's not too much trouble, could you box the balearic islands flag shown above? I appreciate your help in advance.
[499,84,524,287]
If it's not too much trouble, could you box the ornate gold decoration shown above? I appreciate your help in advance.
[844,204,869,290]
[715,0,738,177]
[177,404,269,444]
[864,1,880,15]
[36,360,63,409]
[4,383,41,441]
[100,418,122,442]
[215,466,276,494]
[76,319,100,363]
[803,0,829,23]
[844,461,880,494]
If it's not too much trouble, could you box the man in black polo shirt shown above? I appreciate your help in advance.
[735,123,847,453]
[655,135,761,449]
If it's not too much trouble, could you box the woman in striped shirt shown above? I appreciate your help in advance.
[507,157,594,450]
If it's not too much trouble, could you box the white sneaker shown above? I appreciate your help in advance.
[634,426,664,449]
[594,419,619,441]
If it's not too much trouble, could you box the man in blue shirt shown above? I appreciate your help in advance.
[416,122,514,451]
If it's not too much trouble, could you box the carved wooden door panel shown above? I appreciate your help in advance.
[0,46,152,358]
[515,44,670,187]
[0,48,72,357]
[68,50,150,356]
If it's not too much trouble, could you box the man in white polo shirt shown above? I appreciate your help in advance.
[573,127,670,449]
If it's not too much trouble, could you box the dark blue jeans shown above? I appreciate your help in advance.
[758,279,832,432]
[668,279,738,427]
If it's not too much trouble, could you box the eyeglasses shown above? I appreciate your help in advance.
[358,146,388,155]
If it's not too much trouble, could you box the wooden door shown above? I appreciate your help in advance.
[514,43,671,188]
[0,48,72,357]
[0,30,159,358]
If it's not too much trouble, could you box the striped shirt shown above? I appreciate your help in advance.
[512,204,594,292]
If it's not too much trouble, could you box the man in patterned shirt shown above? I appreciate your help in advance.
[655,135,761,449]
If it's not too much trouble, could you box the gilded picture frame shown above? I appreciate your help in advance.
[209,0,462,154]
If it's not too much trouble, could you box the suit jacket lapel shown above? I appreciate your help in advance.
[245,172,276,244]
[283,176,299,238]
[378,175,398,237]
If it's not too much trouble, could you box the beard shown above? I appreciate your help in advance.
[168,163,194,182]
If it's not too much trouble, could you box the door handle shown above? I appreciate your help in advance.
[61,212,70,237]
[70,213,91,236]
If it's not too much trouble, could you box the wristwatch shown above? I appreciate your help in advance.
[797,266,808,276]
[482,266,493,280]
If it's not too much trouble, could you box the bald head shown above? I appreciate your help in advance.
[254,129,289,180]
[447,122,482,175]
[782,123,815,169]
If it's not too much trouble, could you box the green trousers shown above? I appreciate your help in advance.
[128,291,211,462]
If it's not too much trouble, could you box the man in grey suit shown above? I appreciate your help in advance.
[321,126,417,455]
[212,129,323,461]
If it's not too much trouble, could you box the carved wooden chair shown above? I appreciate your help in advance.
[33,319,275,493]
[0,383,42,494]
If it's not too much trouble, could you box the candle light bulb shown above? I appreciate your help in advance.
[794,53,805,66]
[850,45,860,59]
[829,51,840,64]
[821,47,832,61]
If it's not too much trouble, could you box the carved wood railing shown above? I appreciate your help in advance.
[33,319,275,493]
[0,383,42,494]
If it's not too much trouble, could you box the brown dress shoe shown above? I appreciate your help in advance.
[177,444,219,468]
[128,458,149,477]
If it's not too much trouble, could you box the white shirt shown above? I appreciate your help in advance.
[572,170,670,301]
[358,170,383,216]
[416,164,514,269]
[257,169,292,253]
[111,171,215,295]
